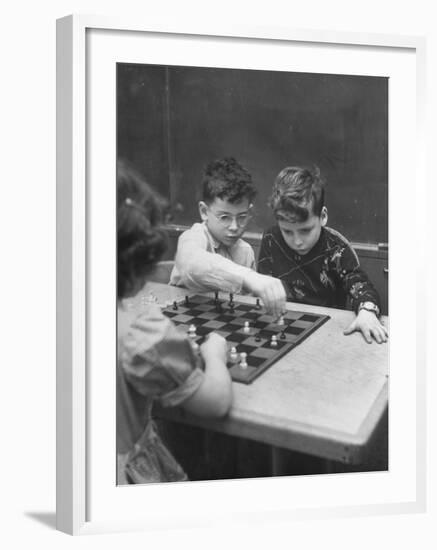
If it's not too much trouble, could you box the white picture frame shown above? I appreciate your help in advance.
[56,14,427,535]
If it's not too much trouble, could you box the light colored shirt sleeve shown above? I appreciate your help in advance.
[170,224,255,293]
[119,308,205,407]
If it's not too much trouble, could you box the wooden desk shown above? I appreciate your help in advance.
[134,282,389,465]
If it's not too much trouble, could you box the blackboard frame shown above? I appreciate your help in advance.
[57,14,426,535]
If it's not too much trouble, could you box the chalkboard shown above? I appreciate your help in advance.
[117,63,388,244]
[117,64,170,197]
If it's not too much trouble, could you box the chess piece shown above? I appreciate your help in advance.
[229,293,234,306]
[280,331,286,340]
[243,321,250,334]
[255,333,261,342]
[172,301,178,310]
[229,346,238,363]
[270,334,278,347]
[188,324,196,338]
[185,295,190,306]
[255,298,261,310]
[239,352,248,369]
[277,315,284,326]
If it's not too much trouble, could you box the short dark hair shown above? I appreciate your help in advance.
[269,166,325,222]
[117,160,168,299]
[202,157,257,205]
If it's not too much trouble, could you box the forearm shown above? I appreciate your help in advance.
[344,269,381,313]
[176,242,253,293]
[181,358,232,418]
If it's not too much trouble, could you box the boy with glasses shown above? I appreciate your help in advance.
[170,157,285,317]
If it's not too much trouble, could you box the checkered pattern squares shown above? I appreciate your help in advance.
[162,294,330,384]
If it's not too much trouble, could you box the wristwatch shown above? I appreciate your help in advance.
[358,301,380,317]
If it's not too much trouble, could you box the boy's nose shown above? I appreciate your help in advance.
[228,218,239,231]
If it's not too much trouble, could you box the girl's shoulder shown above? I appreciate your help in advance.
[118,304,172,357]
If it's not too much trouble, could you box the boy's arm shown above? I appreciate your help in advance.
[334,245,388,344]
[173,229,253,293]
[335,245,381,313]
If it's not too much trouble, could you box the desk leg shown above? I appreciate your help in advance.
[323,459,335,474]
[271,447,334,476]
[271,446,288,476]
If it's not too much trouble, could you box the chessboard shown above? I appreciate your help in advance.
[162,293,330,384]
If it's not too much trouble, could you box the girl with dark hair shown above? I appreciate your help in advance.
[117,161,232,484]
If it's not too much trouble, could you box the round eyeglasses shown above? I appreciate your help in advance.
[208,208,253,228]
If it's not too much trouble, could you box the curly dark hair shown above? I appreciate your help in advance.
[269,166,325,222]
[117,160,168,299]
[201,157,257,205]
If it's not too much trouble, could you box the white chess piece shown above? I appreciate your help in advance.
[188,324,196,338]
[243,321,250,334]
[229,346,238,363]
[239,352,248,369]
[270,334,278,347]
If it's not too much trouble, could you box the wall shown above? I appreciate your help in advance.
[117,63,388,245]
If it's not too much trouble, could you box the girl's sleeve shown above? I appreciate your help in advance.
[119,310,205,408]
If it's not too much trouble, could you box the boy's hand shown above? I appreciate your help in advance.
[242,271,286,318]
[343,309,388,344]
[200,332,228,364]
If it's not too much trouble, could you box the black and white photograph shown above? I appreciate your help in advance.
[116,62,389,485]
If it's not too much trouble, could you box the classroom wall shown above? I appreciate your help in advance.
[117,63,388,245]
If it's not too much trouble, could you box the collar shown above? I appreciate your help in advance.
[202,221,236,252]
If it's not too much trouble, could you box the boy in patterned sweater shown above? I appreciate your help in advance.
[257,166,388,344]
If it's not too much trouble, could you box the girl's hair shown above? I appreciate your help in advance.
[201,157,257,205]
[269,166,325,222]
[117,160,168,299]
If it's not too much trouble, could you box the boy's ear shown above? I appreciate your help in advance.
[320,206,328,227]
[198,201,208,222]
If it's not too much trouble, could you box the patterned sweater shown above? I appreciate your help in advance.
[257,225,380,312]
